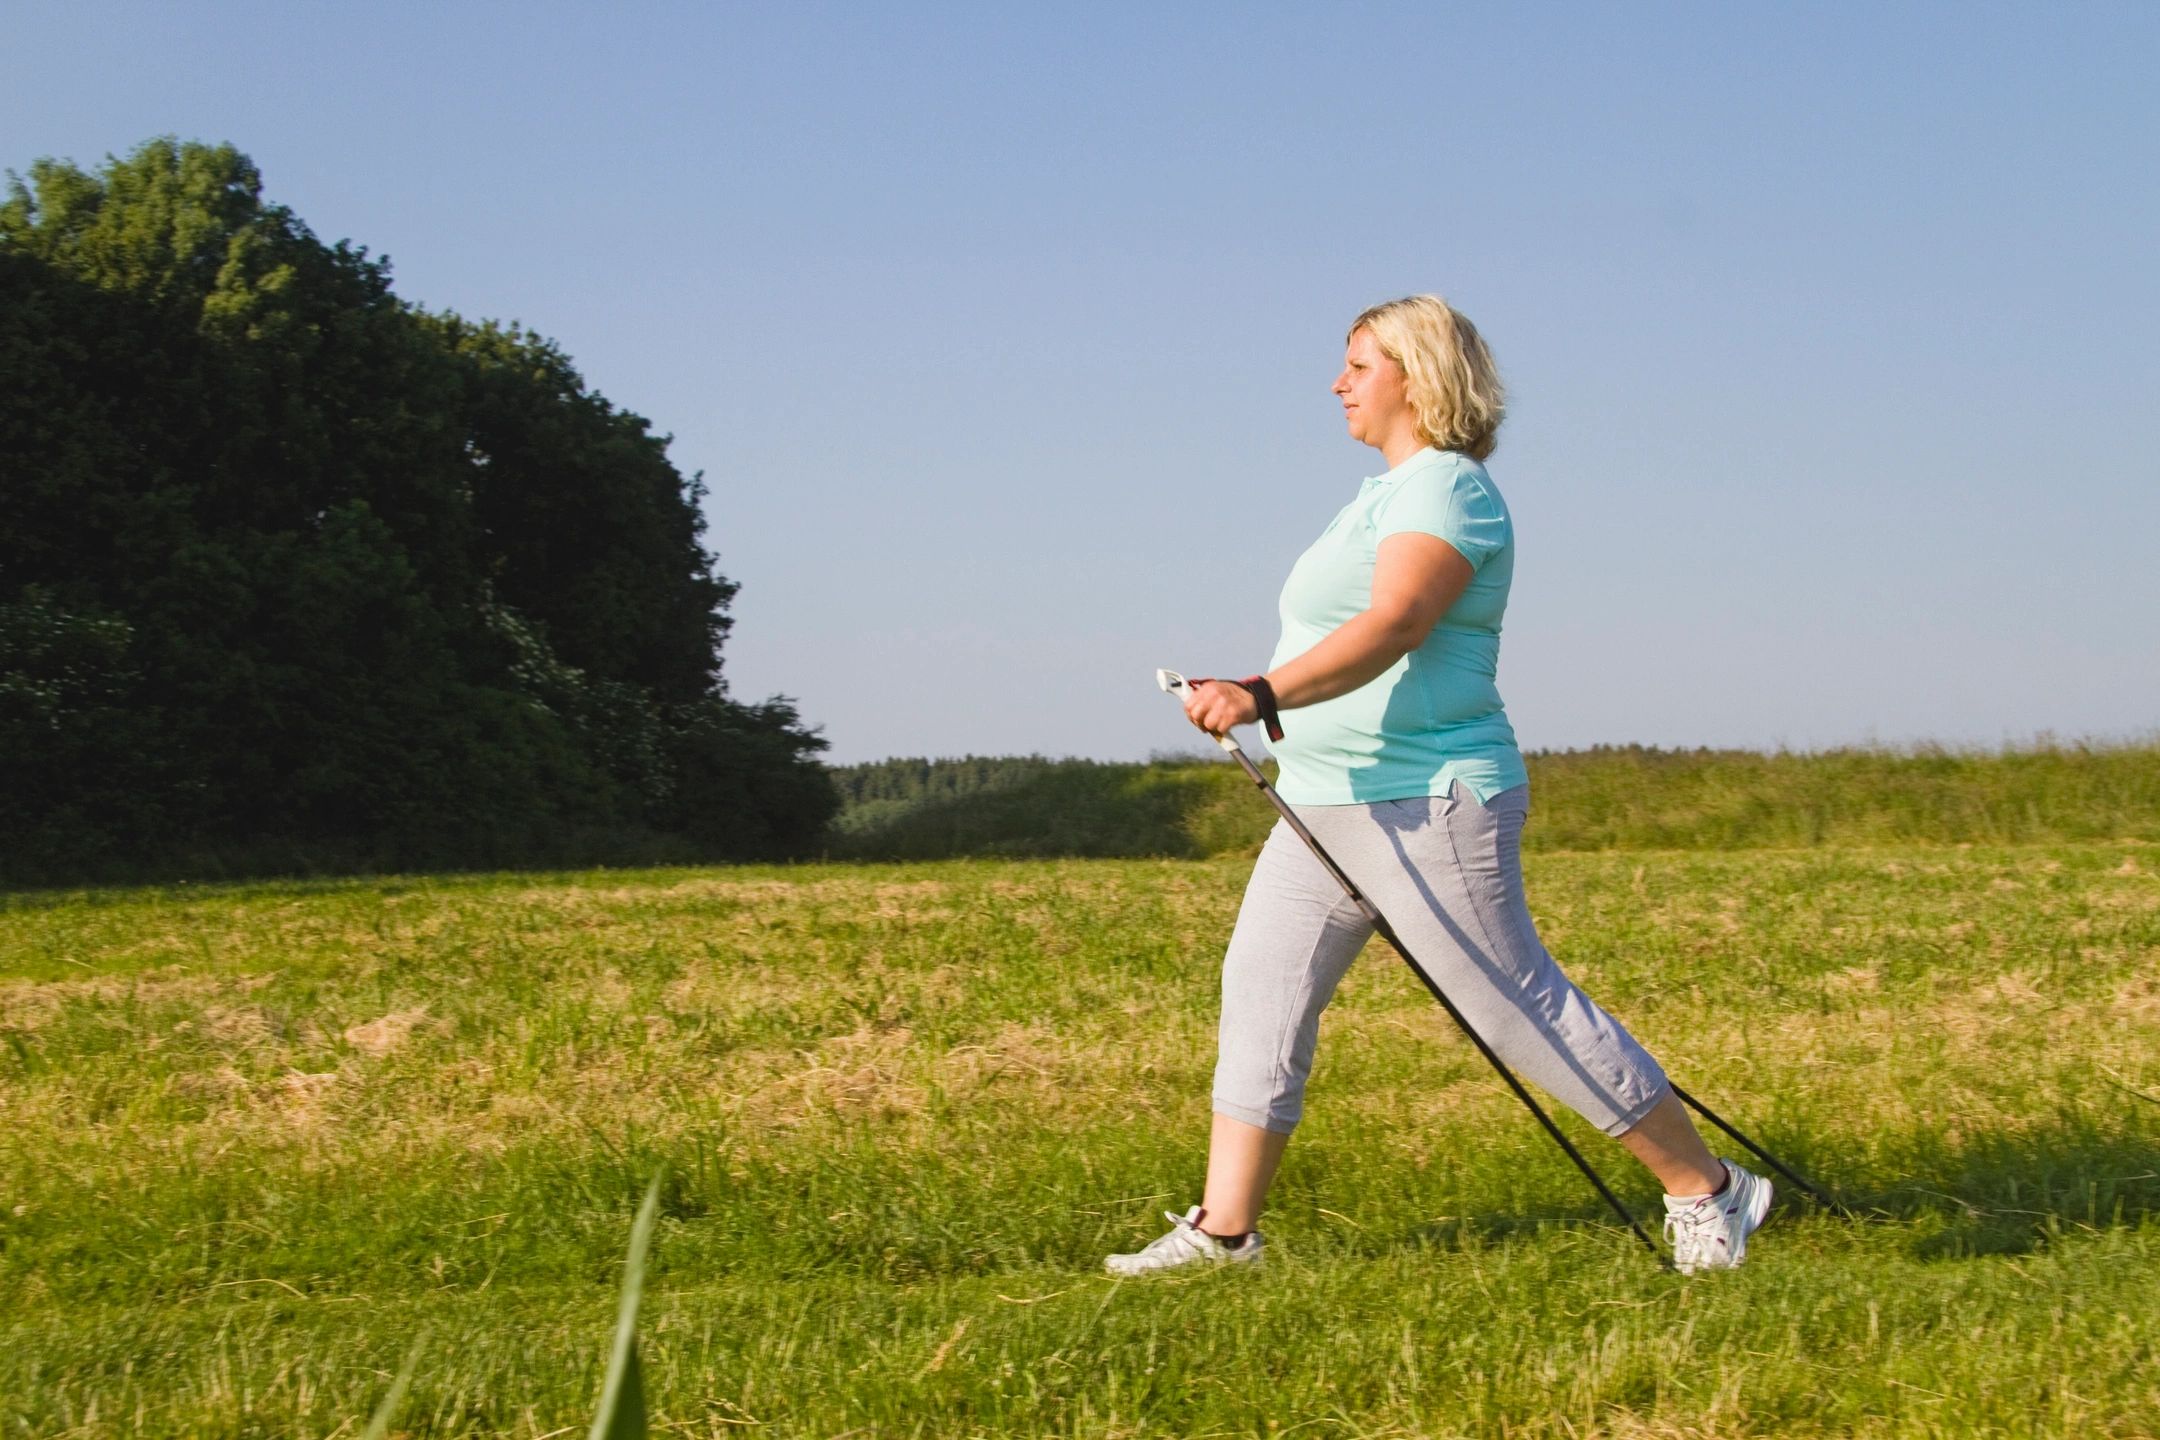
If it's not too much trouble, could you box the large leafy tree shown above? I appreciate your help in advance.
[0,138,831,881]
[432,317,738,704]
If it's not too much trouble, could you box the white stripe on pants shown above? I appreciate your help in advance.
[1212,780,1669,1136]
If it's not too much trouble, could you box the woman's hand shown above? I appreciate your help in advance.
[1184,679,1261,738]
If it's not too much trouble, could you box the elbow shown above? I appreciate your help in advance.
[1370,608,1432,658]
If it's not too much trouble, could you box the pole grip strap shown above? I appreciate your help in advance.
[1192,676,1284,742]
[1237,675,1285,743]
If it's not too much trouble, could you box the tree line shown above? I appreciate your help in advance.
[0,138,834,885]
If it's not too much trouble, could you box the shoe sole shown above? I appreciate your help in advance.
[1103,1247,1265,1278]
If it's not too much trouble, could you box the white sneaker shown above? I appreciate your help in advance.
[1663,1160,1773,1274]
[1104,1206,1265,1277]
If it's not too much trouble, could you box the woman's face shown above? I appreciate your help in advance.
[1332,327,1413,451]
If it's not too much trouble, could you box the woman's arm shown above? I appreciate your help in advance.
[1185,532,1474,735]
[1270,531,1472,706]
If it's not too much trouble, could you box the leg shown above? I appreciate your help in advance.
[1333,784,1684,1169]
[1205,816,1374,1228]
[1198,1112,1291,1235]
[1616,1088,1724,1196]
[1105,816,1373,1275]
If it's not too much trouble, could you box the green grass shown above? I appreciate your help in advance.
[828,739,2160,860]
[3,840,2157,1435]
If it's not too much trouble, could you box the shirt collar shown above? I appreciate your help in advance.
[1360,446,1447,491]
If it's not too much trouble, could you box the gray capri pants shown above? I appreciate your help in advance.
[1213,780,1669,1137]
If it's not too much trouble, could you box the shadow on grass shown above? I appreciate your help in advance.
[822,760,1252,862]
[1871,1115,2160,1259]
[1383,1113,2160,1263]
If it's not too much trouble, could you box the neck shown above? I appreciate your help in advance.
[1377,430,1427,470]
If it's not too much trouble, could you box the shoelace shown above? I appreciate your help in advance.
[1142,1210,1225,1259]
[1662,1193,1732,1253]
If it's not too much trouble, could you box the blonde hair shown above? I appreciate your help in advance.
[1347,295,1506,460]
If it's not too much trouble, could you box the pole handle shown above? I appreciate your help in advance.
[1155,668,1242,752]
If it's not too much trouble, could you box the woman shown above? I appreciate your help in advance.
[1106,295,1769,1277]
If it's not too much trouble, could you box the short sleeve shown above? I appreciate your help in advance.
[1372,462,1509,572]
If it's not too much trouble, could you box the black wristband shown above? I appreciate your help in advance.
[1238,675,1284,743]
[1190,676,1283,743]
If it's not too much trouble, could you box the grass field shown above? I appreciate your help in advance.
[4,837,2157,1436]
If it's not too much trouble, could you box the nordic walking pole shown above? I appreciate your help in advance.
[1667,1082,1849,1216]
[1158,669,1667,1262]
[1161,669,1848,1228]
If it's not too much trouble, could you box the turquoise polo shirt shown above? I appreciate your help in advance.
[1264,447,1529,806]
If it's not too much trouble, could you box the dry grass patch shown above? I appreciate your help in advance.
[0,967,282,1031]
[659,955,973,1024]
[710,1017,1185,1135]
[342,1007,431,1057]
[660,965,820,1017]
[2113,970,2160,1024]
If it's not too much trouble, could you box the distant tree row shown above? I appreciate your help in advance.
[825,741,2160,860]
[0,138,833,884]
[825,754,1138,811]
[822,752,1239,859]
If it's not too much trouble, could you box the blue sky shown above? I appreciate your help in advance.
[9,2,2157,764]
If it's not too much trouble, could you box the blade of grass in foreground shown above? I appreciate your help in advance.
[590,1171,664,1440]
[359,1331,425,1440]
